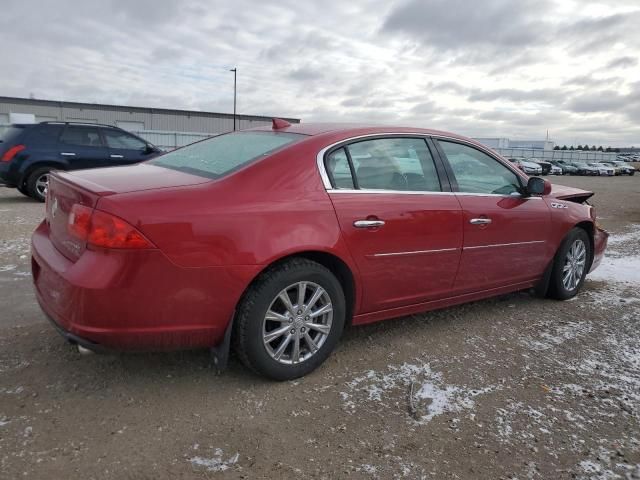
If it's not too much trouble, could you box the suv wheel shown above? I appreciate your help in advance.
[16,184,30,197]
[26,167,51,202]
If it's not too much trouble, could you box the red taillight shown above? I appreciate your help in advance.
[68,204,93,240]
[1,144,25,162]
[67,204,154,249]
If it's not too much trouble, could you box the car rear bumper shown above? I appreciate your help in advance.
[31,220,260,352]
[0,162,18,187]
[590,227,608,273]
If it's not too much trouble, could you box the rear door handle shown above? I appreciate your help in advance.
[354,219,385,228]
[110,154,124,158]
[469,218,492,225]
[60,152,76,156]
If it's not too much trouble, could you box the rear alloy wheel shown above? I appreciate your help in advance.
[548,228,591,300]
[234,258,345,380]
[26,167,52,202]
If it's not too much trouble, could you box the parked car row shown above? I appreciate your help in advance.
[508,157,636,176]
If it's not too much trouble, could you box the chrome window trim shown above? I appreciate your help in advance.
[327,188,542,200]
[316,131,533,196]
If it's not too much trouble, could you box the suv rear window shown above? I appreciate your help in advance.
[0,126,26,143]
[149,131,303,179]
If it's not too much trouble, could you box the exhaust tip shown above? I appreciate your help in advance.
[77,345,94,356]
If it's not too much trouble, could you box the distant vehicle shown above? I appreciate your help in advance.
[609,161,636,176]
[551,161,578,175]
[567,162,599,176]
[529,158,551,175]
[549,164,563,175]
[600,162,624,175]
[588,162,615,176]
[511,159,542,175]
[31,122,608,380]
[0,122,162,201]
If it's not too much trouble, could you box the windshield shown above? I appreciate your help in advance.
[150,131,304,179]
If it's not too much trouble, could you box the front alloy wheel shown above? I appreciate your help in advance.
[548,228,591,300]
[562,239,586,291]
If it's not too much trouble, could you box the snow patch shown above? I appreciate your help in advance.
[589,254,640,285]
[341,363,496,423]
[189,448,239,472]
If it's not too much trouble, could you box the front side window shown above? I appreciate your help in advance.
[326,137,441,192]
[104,129,147,150]
[439,141,522,195]
[60,127,104,147]
[150,131,303,179]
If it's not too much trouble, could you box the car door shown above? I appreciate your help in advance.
[102,128,155,166]
[433,138,552,293]
[324,136,463,313]
[58,125,110,169]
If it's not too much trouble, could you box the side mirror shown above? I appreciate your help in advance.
[143,144,156,154]
[525,177,551,196]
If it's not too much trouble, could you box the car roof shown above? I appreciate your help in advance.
[249,122,482,145]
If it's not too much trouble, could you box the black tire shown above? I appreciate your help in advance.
[233,258,346,380]
[26,167,51,202]
[548,228,591,300]
[16,184,30,197]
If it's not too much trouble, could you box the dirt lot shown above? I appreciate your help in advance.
[1,175,639,479]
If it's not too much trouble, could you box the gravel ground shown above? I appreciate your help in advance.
[0,175,639,479]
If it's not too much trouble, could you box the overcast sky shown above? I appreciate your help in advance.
[2,0,640,145]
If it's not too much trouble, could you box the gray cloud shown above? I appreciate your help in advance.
[382,0,551,52]
[1,0,640,145]
[607,56,639,69]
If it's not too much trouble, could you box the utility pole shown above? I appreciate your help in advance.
[230,68,237,131]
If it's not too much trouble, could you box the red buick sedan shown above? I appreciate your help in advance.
[31,121,608,380]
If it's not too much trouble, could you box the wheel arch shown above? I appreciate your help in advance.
[20,161,68,187]
[236,249,358,327]
[574,220,595,271]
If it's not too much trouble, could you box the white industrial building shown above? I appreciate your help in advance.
[0,96,299,150]
[473,137,555,150]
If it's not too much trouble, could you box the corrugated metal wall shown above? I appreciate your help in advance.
[0,97,298,137]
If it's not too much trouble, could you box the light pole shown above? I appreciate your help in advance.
[230,68,237,131]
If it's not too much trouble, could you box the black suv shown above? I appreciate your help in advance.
[0,122,162,201]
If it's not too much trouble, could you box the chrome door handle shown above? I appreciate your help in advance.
[110,154,124,158]
[60,152,76,156]
[470,218,492,225]
[354,219,385,228]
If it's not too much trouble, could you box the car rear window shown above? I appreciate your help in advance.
[149,131,304,179]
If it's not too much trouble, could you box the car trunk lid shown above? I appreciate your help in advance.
[46,165,210,261]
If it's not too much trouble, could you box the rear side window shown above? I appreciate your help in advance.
[60,126,104,147]
[27,125,63,144]
[326,148,354,189]
[103,129,147,150]
[0,126,26,144]
[325,137,441,192]
[150,131,303,179]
